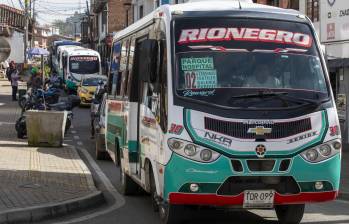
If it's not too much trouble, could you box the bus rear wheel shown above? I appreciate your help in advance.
[275,204,305,224]
[159,203,184,224]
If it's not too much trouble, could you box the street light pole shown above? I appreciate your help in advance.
[24,0,29,63]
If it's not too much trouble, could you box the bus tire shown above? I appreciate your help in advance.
[150,167,159,212]
[159,203,183,224]
[275,204,305,224]
[96,133,107,160]
[120,161,138,195]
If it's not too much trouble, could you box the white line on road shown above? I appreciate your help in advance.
[52,146,126,224]
[77,141,83,146]
[0,122,15,125]
[73,136,80,140]
[71,130,77,134]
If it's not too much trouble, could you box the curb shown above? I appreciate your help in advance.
[339,192,349,201]
[0,191,105,224]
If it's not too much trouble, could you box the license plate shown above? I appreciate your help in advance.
[243,190,275,208]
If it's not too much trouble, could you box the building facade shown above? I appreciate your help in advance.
[89,0,133,73]
[0,4,27,63]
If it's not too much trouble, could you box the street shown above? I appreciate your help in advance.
[40,106,349,224]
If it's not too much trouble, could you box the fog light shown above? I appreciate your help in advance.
[306,149,318,161]
[319,145,331,157]
[190,183,199,192]
[315,181,324,190]
[200,149,212,162]
[333,141,342,150]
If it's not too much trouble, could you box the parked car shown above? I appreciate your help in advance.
[77,75,107,105]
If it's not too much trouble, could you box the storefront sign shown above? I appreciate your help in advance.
[321,0,349,42]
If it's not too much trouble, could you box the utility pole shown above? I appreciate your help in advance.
[86,0,93,49]
[32,0,36,48]
[24,0,29,63]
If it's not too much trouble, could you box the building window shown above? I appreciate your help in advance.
[139,5,143,19]
[307,0,319,22]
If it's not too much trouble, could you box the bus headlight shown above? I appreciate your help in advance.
[301,139,341,163]
[168,138,220,163]
[319,145,331,157]
[184,144,197,156]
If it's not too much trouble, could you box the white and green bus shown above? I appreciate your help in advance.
[97,1,342,223]
[61,48,102,93]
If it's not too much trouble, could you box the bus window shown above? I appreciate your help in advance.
[109,42,122,96]
[126,38,136,97]
[118,39,129,97]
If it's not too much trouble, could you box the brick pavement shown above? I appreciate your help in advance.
[0,79,99,216]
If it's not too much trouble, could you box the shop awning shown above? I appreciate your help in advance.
[328,58,349,69]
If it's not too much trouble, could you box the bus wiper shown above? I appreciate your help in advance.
[230,91,290,107]
[231,91,288,99]
[230,91,330,108]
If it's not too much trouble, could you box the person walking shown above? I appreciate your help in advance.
[10,65,19,101]
[6,61,16,82]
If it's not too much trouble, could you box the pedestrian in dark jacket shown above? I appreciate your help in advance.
[6,61,16,82]
[10,64,19,101]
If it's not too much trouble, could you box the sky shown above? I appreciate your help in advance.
[0,0,90,25]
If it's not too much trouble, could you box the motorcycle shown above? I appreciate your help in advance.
[15,95,80,139]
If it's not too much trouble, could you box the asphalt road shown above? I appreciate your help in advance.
[42,106,349,224]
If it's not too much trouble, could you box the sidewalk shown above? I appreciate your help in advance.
[0,79,103,223]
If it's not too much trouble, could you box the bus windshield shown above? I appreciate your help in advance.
[174,18,330,109]
[69,56,99,74]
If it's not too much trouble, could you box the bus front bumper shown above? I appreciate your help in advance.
[164,153,341,206]
[169,191,338,206]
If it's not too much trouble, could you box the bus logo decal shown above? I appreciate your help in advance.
[248,126,272,136]
[178,28,312,48]
[255,144,266,158]
[204,132,232,147]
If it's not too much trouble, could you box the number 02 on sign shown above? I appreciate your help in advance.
[243,190,275,208]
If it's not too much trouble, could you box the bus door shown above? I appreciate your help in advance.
[136,39,161,178]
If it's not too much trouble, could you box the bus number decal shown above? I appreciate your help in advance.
[169,124,184,135]
[185,72,197,89]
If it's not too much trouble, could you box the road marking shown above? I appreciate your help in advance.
[77,141,83,146]
[0,122,15,125]
[71,130,77,134]
[52,146,125,224]
[73,136,80,140]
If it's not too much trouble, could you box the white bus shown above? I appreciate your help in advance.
[61,48,102,93]
[98,1,341,224]
[50,40,81,74]
[56,45,83,78]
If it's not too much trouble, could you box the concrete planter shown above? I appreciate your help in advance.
[26,110,67,147]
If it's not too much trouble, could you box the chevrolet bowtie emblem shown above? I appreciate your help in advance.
[248,126,272,135]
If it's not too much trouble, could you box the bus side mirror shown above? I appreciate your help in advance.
[140,39,158,83]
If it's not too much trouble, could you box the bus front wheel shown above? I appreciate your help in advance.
[159,203,184,224]
[275,204,305,224]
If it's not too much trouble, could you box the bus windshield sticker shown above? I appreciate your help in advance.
[70,56,98,61]
[182,89,216,97]
[181,57,214,70]
[184,70,217,89]
[71,63,79,70]
[178,28,312,48]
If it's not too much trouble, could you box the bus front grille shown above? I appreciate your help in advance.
[217,176,300,196]
[204,117,311,139]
